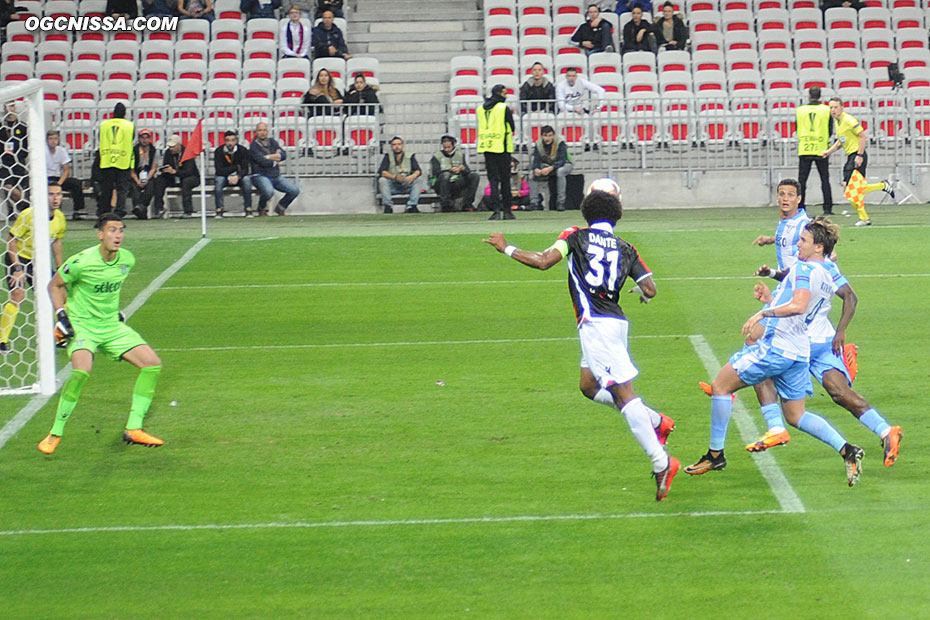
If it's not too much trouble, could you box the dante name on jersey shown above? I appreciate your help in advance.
[553,222,652,324]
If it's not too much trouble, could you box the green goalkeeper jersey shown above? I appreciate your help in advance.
[58,245,135,324]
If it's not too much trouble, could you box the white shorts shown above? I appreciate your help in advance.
[578,317,639,388]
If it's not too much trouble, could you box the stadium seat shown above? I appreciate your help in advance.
[135,78,171,103]
[61,99,95,151]
[553,13,581,37]
[244,39,278,62]
[208,59,240,81]
[827,30,861,53]
[103,59,137,82]
[111,30,142,45]
[908,86,930,139]
[553,34,584,58]
[520,14,553,39]
[624,72,659,95]
[859,7,892,29]
[799,67,833,96]
[868,66,897,91]
[451,56,484,79]
[723,0,749,9]
[757,29,790,51]
[72,40,105,63]
[312,57,346,83]
[757,8,790,32]
[860,28,894,51]
[899,47,930,70]
[890,0,919,7]
[210,40,243,64]
[139,59,173,81]
[0,60,32,81]
[728,68,763,93]
[722,9,753,33]
[837,86,872,129]
[726,48,760,71]
[905,66,930,89]
[553,0,583,16]
[755,0,786,8]
[145,26,174,43]
[485,0,517,17]
[2,41,34,64]
[307,115,343,153]
[863,47,895,69]
[686,0,720,13]
[518,0,549,18]
[658,50,691,73]
[36,60,68,82]
[794,48,828,70]
[789,8,822,31]
[99,79,134,104]
[176,40,209,62]
[44,29,73,45]
[591,97,625,144]
[896,28,929,52]
[789,0,817,7]
[660,72,693,95]
[763,67,799,93]
[623,51,657,74]
[64,79,99,103]
[519,33,553,59]
[486,35,519,57]
[555,111,590,146]
[214,0,244,20]
[825,7,858,30]
[691,31,724,53]
[662,94,696,145]
[485,14,517,38]
[105,40,138,63]
[278,57,312,81]
[689,10,723,34]
[486,55,519,80]
[169,78,205,104]
[724,29,759,53]
[487,74,519,98]
[450,75,484,97]
[347,57,380,84]
[40,79,64,108]
[833,67,869,90]
[732,93,766,141]
[591,72,623,95]
[590,52,623,75]
[449,95,482,146]
[344,114,380,151]
[45,0,77,18]
[246,18,279,43]
[768,95,798,141]
[626,93,662,145]
[693,69,728,92]
[827,48,863,70]
[692,50,725,71]
[794,28,827,53]
[37,41,71,64]
[175,58,208,82]
[211,19,245,43]
[4,22,35,45]
[891,6,924,30]
[178,19,211,41]
[142,40,173,63]
[275,77,310,103]
[696,91,732,144]
[243,58,276,81]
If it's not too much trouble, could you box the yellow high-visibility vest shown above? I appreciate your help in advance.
[796,103,831,156]
[476,102,514,154]
[98,118,135,169]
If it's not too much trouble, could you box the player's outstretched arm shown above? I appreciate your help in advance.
[483,233,563,270]
[752,235,776,246]
[48,271,68,310]
[832,284,858,356]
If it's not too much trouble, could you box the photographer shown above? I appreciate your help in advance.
[151,134,200,219]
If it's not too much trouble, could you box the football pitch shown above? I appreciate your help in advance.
[1,204,928,619]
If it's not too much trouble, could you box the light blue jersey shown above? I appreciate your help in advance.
[774,208,810,271]
[759,260,833,360]
[807,258,849,343]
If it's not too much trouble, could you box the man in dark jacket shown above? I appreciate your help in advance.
[106,0,139,17]
[311,9,350,59]
[152,134,200,219]
[429,135,479,213]
[622,4,657,54]
[571,4,614,54]
[529,125,573,211]
[240,0,281,19]
[314,0,343,18]
[214,130,253,217]
[249,122,300,216]
[519,62,556,113]
[654,2,688,51]
[130,129,158,219]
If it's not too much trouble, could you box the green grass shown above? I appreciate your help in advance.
[1,205,929,619]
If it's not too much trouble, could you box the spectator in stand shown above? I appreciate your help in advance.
[822,0,863,11]
[142,0,177,17]
[130,129,157,220]
[288,0,313,19]
[250,122,300,216]
[213,130,253,218]
[0,102,28,219]
[429,135,480,213]
[151,134,200,219]
[312,9,350,60]
[241,0,281,19]
[572,4,615,55]
[45,130,86,221]
[343,73,381,116]
[519,62,556,113]
[178,0,215,21]
[377,136,428,214]
[106,0,139,18]
[302,68,343,116]
[280,5,312,59]
[556,67,606,114]
[617,0,652,15]
[1,0,21,41]
[622,4,657,54]
[654,2,687,51]
[529,125,573,211]
[314,0,343,18]
[481,156,530,212]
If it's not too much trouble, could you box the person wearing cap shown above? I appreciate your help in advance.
[213,130,253,218]
[429,135,480,213]
[377,136,427,214]
[151,134,200,219]
[129,129,158,219]
[477,84,516,220]
[97,102,135,217]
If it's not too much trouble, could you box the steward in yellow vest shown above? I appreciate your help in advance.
[795,86,833,215]
[96,103,135,216]
[477,84,516,220]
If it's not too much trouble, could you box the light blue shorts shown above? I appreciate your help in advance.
[808,341,851,386]
[730,343,812,401]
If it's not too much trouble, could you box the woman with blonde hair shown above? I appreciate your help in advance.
[302,68,343,117]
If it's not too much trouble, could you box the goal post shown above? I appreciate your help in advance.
[0,79,56,396]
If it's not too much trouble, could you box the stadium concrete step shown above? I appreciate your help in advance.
[369,40,467,54]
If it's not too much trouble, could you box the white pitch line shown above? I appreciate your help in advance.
[156,334,693,353]
[0,509,789,537]
[158,272,930,291]
[0,238,212,452]
[688,335,806,514]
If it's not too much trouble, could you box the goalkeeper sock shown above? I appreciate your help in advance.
[797,411,847,452]
[0,301,19,343]
[50,369,90,436]
[593,388,661,427]
[858,408,891,439]
[126,365,161,430]
[760,403,786,433]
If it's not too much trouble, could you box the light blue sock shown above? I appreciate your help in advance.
[760,403,785,431]
[798,411,847,452]
[858,408,890,438]
[710,395,732,451]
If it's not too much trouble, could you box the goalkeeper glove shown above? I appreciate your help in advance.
[54,308,75,348]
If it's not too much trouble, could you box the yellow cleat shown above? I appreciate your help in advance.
[37,434,61,455]
[745,429,791,452]
[122,429,164,447]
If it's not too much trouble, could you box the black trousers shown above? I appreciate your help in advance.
[97,167,131,215]
[153,175,199,214]
[435,170,480,211]
[798,155,833,214]
[483,152,512,214]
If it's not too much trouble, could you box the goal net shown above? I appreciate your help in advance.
[1,80,56,396]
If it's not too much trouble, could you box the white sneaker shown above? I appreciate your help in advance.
[854,219,872,227]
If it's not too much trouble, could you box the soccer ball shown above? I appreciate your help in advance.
[587,177,621,200]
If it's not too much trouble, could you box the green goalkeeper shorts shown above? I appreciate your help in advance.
[67,320,148,361]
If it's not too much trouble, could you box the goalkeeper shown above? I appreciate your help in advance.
[38,213,164,455]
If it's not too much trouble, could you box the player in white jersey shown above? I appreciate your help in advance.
[686,220,866,486]
[747,218,903,466]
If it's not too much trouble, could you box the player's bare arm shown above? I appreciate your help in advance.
[832,284,858,356]
[51,238,63,270]
[48,271,69,310]
[629,275,656,303]
[753,280,773,304]
[753,235,775,246]
[483,232,563,270]
[742,288,811,336]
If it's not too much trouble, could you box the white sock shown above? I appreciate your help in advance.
[595,389,661,428]
[621,397,669,472]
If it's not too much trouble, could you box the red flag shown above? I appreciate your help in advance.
[180,119,204,163]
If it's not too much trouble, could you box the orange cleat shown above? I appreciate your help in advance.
[654,457,680,502]
[122,429,164,447]
[843,343,859,383]
[684,450,727,475]
[882,426,902,467]
[745,429,791,452]
[698,381,737,402]
[37,434,61,455]
[654,412,676,446]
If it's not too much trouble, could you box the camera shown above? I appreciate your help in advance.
[887,62,905,89]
